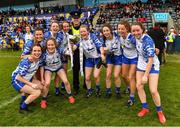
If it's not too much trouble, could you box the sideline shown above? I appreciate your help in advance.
[0,95,21,109]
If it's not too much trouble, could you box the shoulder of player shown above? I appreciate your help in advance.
[142,34,154,44]
[25,40,34,46]
[44,31,51,38]
[19,58,31,67]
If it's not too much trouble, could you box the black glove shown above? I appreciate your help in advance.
[96,58,107,69]
[110,52,114,58]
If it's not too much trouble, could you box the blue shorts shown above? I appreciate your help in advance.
[85,58,100,68]
[11,75,32,92]
[122,55,138,65]
[106,54,122,65]
[61,55,68,64]
[45,66,64,73]
[137,68,159,74]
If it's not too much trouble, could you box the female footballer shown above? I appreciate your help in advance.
[131,22,166,124]
[102,23,122,99]
[118,20,137,106]
[40,38,75,109]
[72,25,105,98]
[12,44,44,113]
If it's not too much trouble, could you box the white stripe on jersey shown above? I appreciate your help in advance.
[120,33,137,59]
[44,50,62,71]
[81,37,100,58]
[136,35,159,71]
[105,35,122,56]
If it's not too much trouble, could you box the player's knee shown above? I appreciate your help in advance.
[106,73,111,80]
[63,79,69,85]
[128,75,135,81]
[33,89,41,98]
[136,83,143,91]
[114,73,120,80]
[94,74,99,80]
[150,89,158,97]
[85,75,91,82]
[45,81,51,87]
[122,73,128,81]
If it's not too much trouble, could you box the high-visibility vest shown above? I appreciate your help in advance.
[166,33,174,43]
[72,26,80,35]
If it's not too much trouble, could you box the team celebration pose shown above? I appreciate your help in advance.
[118,20,137,106]
[40,38,75,109]
[102,23,122,99]
[131,22,166,124]
[44,20,64,95]
[72,25,105,97]
[12,44,44,113]
[9,3,168,123]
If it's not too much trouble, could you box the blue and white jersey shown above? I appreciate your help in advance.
[58,31,69,49]
[77,33,102,58]
[40,49,64,72]
[23,33,33,44]
[12,58,40,81]
[104,33,122,56]
[44,31,63,47]
[136,34,160,71]
[120,33,137,59]
[21,40,45,56]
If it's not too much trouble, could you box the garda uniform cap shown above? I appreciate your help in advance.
[70,11,81,19]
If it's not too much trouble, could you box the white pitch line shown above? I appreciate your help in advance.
[0,55,19,58]
[0,95,21,109]
[0,68,72,109]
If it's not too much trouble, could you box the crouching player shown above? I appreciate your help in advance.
[11,44,44,113]
[131,22,166,124]
[40,38,75,109]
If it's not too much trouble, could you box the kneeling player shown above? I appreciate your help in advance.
[12,44,44,113]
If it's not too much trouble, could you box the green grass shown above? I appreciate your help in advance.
[0,51,180,126]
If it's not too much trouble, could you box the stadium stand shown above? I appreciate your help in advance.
[0,0,179,50]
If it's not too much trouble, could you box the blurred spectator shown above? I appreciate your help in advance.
[148,23,166,65]
[166,28,176,54]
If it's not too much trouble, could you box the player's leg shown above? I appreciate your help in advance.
[105,64,113,98]
[136,71,149,117]
[40,71,52,109]
[114,65,121,99]
[85,67,93,98]
[57,69,75,104]
[127,64,136,106]
[149,73,166,124]
[93,66,101,97]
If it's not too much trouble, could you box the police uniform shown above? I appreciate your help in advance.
[136,34,160,73]
[12,58,40,92]
[69,11,86,92]
[120,33,138,65]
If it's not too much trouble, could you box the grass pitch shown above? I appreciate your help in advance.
[0,50,180,126]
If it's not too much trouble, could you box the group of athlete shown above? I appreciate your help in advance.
[11,17,166,124]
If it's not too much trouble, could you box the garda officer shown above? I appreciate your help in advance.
[69,11,86,94]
